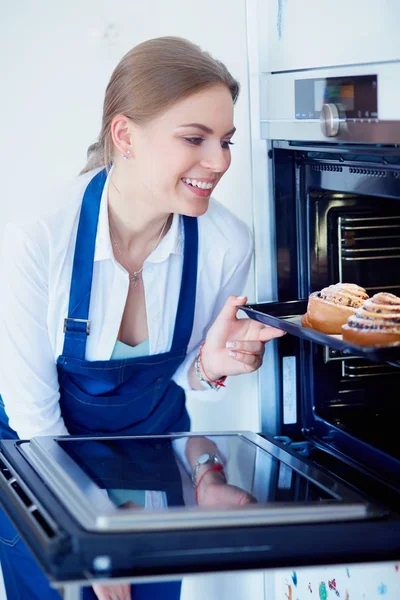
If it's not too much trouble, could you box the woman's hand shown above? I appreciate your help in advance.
[201,295,285,381]
[199,481,256,507]
[92,583,131,600]
[196,467,256,507]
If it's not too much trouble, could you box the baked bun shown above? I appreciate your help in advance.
[301,283,369,334]
[342,292,400,346]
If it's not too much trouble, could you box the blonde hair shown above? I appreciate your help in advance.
[81,36,240,174]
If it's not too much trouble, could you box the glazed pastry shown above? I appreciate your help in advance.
[342,292,400,346]
[301,283,369,334]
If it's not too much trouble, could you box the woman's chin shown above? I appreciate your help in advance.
[178,198,210,217]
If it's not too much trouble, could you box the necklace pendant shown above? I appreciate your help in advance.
[131,272,140,287]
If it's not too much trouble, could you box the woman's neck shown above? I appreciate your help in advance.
[107,167,171,253]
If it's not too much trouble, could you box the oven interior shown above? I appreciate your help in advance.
[273,145,400,479]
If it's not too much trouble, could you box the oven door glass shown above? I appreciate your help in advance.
[17,432,375,532]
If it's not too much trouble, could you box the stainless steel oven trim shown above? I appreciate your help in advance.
[17,432,379,533]
[263,120,400,144]
[272,140,400,156]
[95,503,370,532]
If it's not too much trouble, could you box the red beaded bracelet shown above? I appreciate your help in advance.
[199,342,227,389]
[195,463,225,505]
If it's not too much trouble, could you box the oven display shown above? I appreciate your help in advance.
[314,80,355,112]
[295,74,377,120]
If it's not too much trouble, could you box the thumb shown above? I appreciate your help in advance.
[217,295,248,320]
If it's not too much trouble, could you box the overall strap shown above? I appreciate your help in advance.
[170,215,199,351]
[62,169,107,359]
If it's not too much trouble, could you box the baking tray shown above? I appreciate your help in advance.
[240,300,400,366]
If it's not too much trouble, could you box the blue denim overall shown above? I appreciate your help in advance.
[0,168,198,599]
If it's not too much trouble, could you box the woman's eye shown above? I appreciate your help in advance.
[183,137,235,149]
[184,137,204,146]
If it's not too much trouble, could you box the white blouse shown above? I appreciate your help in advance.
[0,168,253,439]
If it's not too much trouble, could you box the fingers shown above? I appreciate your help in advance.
[217,295,248,320]
[226,340,264,354]
[228,348,263,372]
[92,585,108,600]
[225,328,285,355]
[92,584,131,600]
[258,325,286,342]
[238,491,258,506]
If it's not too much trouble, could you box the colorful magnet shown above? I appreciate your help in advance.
[319,581,327,600]
[328,578,340,596]
[377,583,387,595]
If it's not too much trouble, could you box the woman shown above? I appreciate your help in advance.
[0,36,284,600]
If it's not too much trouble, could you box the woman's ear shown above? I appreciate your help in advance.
[110,114,133,158]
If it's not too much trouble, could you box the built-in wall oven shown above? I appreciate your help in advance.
[251,63,400,522]
[271,140,400,482]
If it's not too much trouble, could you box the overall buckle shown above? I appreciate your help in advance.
[63,318,91,335]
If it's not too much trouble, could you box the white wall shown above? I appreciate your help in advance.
[0,1,264,599]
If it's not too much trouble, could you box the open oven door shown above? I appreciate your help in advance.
[0,431,399,587]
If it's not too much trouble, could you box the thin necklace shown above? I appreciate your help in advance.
[110,216,170,287]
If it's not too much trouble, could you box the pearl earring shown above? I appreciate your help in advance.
[122,149,131,160]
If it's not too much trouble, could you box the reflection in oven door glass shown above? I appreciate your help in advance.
[57,435,337,512]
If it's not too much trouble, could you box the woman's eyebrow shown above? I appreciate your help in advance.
[178,123,236,136]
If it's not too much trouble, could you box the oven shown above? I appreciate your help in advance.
[271,142,400,485]
[251,63,400,514]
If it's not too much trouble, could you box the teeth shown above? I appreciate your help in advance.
[182,178,213,190]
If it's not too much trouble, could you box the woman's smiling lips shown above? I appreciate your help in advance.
[181,177,216,197]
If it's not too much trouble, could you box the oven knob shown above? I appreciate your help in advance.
[320,103,340,137]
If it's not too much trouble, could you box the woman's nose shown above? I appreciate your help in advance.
[199,144,231,173]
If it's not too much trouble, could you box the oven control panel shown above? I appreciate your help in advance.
[295,74,378,123]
